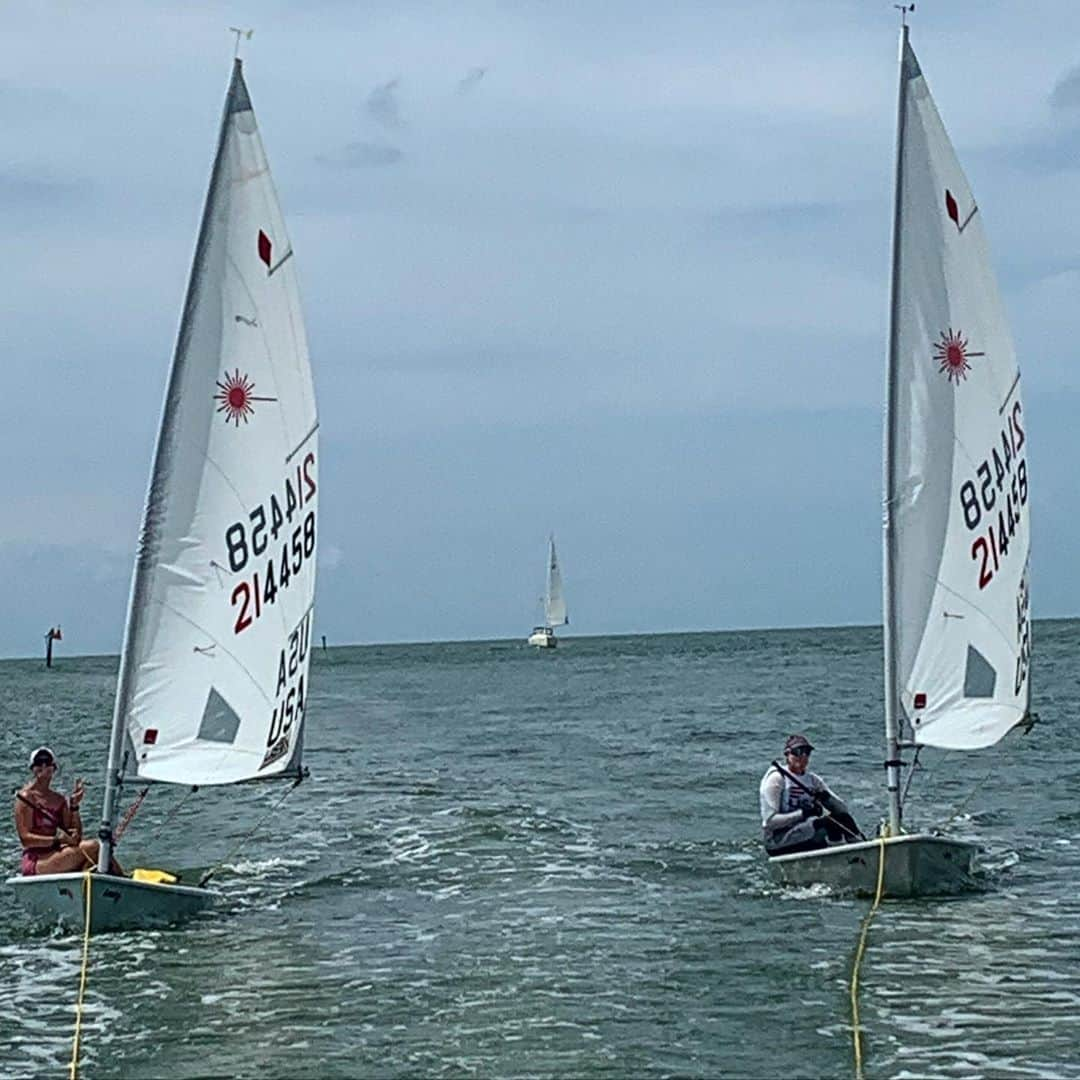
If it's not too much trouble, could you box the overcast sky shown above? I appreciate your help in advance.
[3,1,1080,658]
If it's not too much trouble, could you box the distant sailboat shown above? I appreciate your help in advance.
[9,58,318,930]
[769,22,1032,896]
[528,535,568,648]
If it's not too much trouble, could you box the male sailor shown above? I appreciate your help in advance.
[759,734,862,855]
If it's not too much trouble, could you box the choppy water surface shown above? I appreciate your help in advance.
[1,623,1078,1078]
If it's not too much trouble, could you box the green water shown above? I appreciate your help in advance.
[2,623,1077,1078]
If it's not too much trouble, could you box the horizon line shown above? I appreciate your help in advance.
[3,614,1076,663]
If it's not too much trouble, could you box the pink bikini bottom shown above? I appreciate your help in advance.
[20,848,50,876]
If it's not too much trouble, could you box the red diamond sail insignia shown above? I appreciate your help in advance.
[945,189,959,228]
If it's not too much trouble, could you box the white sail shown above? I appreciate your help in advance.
[545,535,568,628]
[889,40,1030,751]
[112,61,318,785]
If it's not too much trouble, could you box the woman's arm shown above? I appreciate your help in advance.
[65,778,87,842]
[61,801,83,843]
[13,796,59,849]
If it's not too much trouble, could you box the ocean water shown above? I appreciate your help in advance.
[1,622,1078,1079]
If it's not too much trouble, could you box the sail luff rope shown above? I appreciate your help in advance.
[68,870,93,1080]
[850,834,888,1079]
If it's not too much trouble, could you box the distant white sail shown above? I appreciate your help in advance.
[545,535,568,628]
[114,61,318,785]
[889,41,1030,751]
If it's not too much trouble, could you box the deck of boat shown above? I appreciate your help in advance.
[768,833,980,898]
[6,871,214,932]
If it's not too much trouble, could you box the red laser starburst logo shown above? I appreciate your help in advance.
[214,369,276,426]
[933,329,984,385]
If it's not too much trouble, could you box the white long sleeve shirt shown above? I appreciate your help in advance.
[759,765,847,832]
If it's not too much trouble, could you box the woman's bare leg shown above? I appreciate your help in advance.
[29,840,124,876]
[78,839,124,876]
[82,838,123,872]
[31,846,96,874]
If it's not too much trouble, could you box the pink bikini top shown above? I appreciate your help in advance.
[21,796,64,853]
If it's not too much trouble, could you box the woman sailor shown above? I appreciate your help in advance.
[14,746,123,876]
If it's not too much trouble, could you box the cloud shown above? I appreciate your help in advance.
[4,1,1080,656]
[316,140,403,169]
[366,77,403,129]
[456,66,487,95]
[1050,64,1080,112]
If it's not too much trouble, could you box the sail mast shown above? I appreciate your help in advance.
[882,18,911,836]
[98,62,244,873]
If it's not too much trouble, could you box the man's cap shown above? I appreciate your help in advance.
[784,733,814,753]
[29,746,57,768]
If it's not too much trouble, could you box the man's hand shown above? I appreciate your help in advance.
[70,779,86,810]
[801,803,824,820]
[56,828,77,848]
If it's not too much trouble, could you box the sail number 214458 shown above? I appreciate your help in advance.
[958,402,1026,591]
[224,452,317,634]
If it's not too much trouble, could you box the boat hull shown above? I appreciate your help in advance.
[528,629,557,648]
[5,872,215,932]
[767,833,979,898]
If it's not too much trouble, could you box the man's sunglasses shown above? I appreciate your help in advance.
[787,747,812,758]
[32,757,56,768]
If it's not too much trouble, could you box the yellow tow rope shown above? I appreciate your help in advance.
[849,834,887,1079]
[69,870,93,1080]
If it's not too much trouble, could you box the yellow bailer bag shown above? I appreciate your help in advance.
[131,868,178,885]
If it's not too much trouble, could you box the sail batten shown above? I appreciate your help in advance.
[887,36,1030,754]
[105,60,318,796]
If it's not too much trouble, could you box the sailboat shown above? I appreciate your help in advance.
[770,22,1032,897]
[527,535,568,648]
[8,58,318,930]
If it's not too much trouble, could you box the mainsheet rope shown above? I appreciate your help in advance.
[849,834,888,1079]
[136,784,201,848]
[934,766,994,834]
[197,774,304,887]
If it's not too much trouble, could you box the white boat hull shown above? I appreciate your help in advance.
[5,872,215,932]
[768,833,979,898]
[528,629,557,648]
